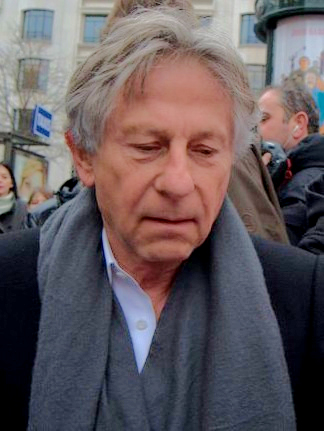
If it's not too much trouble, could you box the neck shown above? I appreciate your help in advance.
[121,259,180,318]
[284,132,308,151]
[104,224,183,318]
[0,192,15,215]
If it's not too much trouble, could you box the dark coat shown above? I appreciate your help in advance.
[0,229,323,430]
[298,173,324,254]
[278,134,324,245]
[0,198,27,233]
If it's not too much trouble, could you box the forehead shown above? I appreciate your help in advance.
[259,90,282,112]
[107,56,233,142]
[0,165,10,176]
[121,54,230,104]
[114,55,232,121]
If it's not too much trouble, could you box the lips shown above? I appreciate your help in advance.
[143,216,195,225]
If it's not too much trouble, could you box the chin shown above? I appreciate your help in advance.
[143,241,196,264]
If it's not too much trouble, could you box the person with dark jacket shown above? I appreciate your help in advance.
[278,134,324,244]
[0,8,299,431]
[258,81,323,245]
[298,172,324,253]
[1,228,323,430]
[0,162,27,233]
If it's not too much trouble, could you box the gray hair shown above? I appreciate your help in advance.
[66,7,257,158]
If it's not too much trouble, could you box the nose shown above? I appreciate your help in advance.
[154,144,195,199]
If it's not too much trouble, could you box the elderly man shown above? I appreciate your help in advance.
[1,7,323,431]
[258,81,324,245]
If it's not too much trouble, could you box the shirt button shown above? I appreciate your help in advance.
[136,320,148,330]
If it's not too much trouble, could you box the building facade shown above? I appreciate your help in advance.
[0,0,266,197]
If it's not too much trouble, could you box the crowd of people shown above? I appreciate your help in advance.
[0,1,324,430]
[0,162,81,231]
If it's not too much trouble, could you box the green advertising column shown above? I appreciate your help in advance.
[255,0,324,132]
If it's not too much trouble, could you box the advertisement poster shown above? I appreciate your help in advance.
[12,148,48,202]
[273,15,324,133]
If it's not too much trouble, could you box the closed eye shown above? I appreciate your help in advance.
[260,114,269,123]
[128,142,164,161]
[132,143,161,152]
[191,145,218,157]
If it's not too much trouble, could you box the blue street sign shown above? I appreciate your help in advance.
[32,105,53,139]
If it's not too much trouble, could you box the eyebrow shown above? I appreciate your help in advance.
[122,125,170,139]
[121,125,223,142]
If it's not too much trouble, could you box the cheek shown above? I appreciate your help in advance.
[95,169,141,220]
[203,167,231,219]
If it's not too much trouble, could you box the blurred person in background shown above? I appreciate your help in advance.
[25,176,81,228]
[18,158,47,203]
[0,162,27,233]
[27,187,54,211]
[258,81,324,245]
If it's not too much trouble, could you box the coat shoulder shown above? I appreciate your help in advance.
[252,235,324,430]
[251,234,321,317]
[0,228,40,430]
[0,228,39,284]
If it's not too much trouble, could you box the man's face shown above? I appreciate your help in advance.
[78,57,234,272]
[299,56,310,72]
[258,89,294,150]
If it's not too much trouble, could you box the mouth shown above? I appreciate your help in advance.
[143,217,195,225]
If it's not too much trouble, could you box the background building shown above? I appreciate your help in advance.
[0,0,266,199]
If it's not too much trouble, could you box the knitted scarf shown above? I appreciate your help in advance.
[0,191,14,215]
[28,187,296,430]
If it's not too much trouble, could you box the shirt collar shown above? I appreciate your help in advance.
[101,228,116,285]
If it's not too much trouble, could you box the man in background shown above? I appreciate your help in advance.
[258,81,324,244]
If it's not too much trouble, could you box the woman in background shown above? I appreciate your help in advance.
[28,187,53,211]
[0,162,27,233]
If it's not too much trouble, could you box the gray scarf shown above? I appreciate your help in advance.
[28,187,296,430]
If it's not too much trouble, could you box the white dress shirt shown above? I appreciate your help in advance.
[102,229,156,373]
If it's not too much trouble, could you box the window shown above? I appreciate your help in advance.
[83,15,107,43]
[246,64,266,96]
[19,59,49,92]
[240,14,263,45]
[23,10,54,41]
[13,109,34,134]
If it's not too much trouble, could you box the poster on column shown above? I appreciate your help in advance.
[273,15,324,133]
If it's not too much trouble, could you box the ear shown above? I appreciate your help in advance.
[291,111,308,139]
[65,131,95,187]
